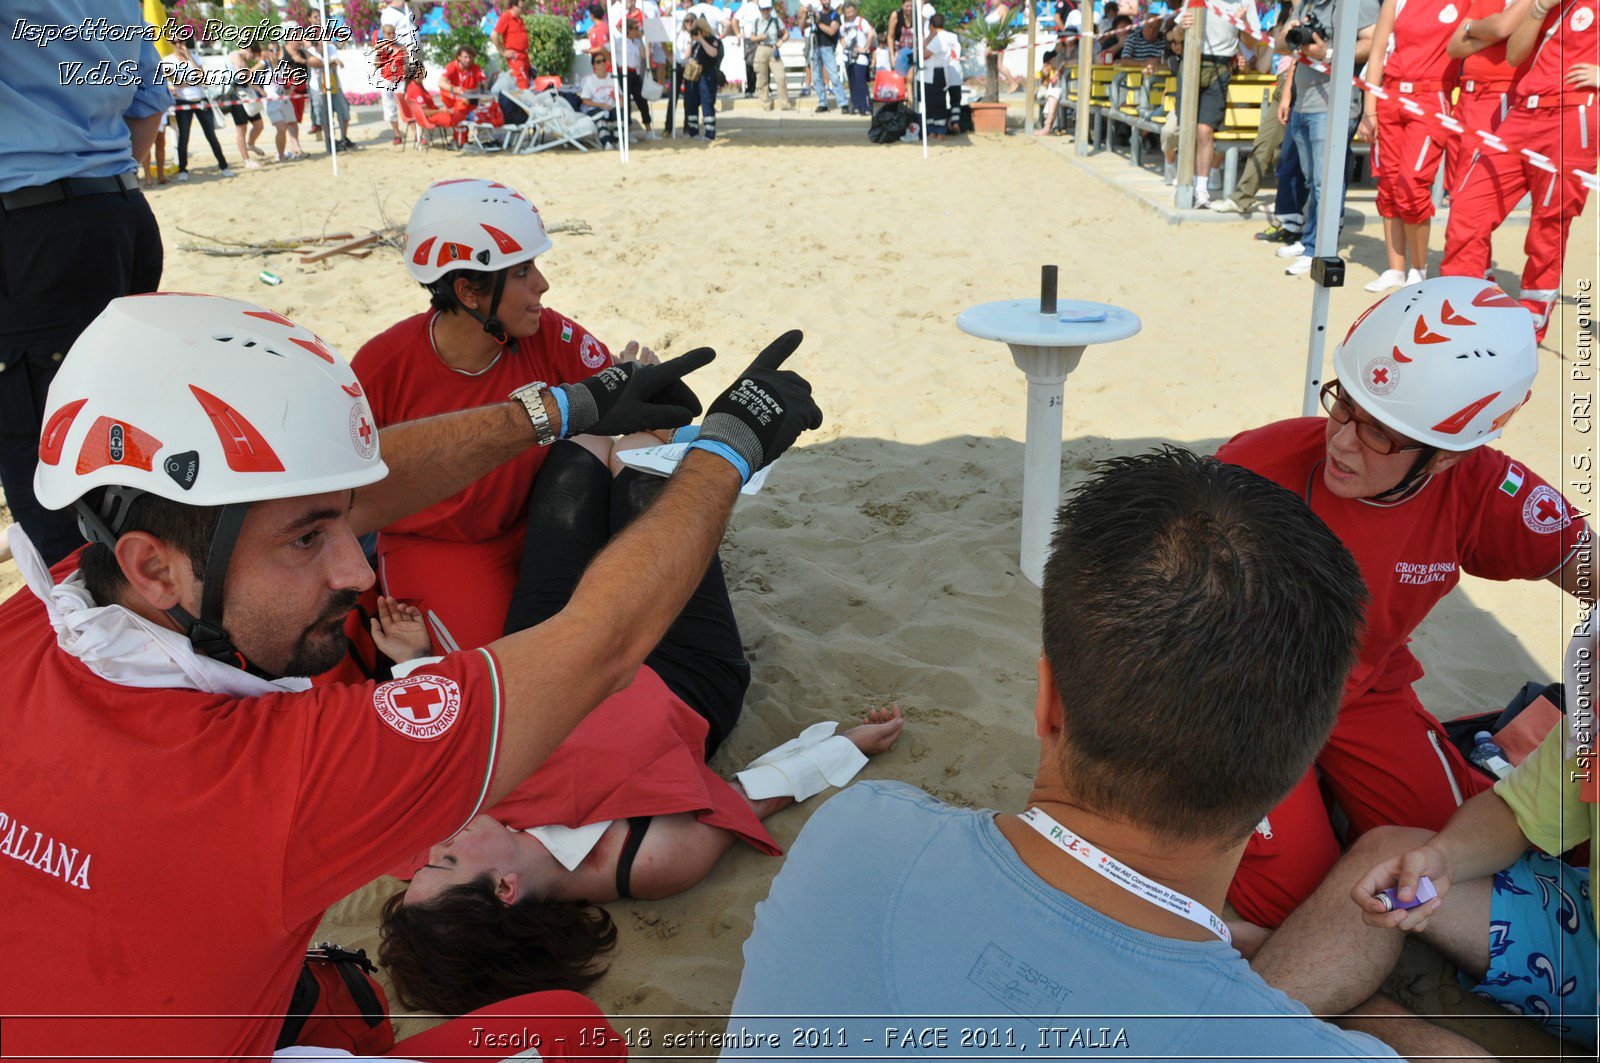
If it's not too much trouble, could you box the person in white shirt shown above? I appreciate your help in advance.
[577,47,620,147]
[750,0,791,110]
[735,0,761,96]
[839,2,876,114]
[920,12,962,136]
[1176,0,1261,206]
[165,36,233,179]
[380,0,419,59]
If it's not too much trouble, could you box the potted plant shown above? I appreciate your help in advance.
[964,6,1020,133]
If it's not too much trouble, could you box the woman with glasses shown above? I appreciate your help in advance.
[1213,276,1592,930]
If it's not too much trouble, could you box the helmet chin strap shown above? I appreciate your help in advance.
[77,491,260,673]
[1367,446,1438,503]
[457,268,510,345]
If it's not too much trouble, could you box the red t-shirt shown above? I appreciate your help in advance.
[405,80,441,110]
[444,59,488,95]
[1460,0,1537,86]
[394,666,778,878]
[1216,418,1587,699]
[1385,0,1468,83]
[352,309,607,544]
[1513,0,1598,104]
[0,578,504,1060]
[497,9,530,51]
[588,21,611,50]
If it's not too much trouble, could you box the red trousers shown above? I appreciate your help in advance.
[505,48,532,90]
[1447,84,1511,195]
[1227,683,1492,927]
[1441,101,1599,340]
[376,526,525,654]
[1374,90,1453,223]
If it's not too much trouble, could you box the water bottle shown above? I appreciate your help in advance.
[1468,731,1513,780]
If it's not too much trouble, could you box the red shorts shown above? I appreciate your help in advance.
[376,525,525,654]
[1227,683,1492,927]
[1374,90,1453,224]
[290,89,307,124]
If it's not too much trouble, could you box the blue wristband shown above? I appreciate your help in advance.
[550,386,572,437]
[670,424,701,445]
[686,439,751,484]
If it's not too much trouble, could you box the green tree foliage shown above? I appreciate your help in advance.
[526,13,577,79]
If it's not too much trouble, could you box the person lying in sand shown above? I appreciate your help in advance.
[1215,276,1593,930]
[370,435,903,1016]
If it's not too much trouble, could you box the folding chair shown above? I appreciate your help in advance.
[397,93,456,150]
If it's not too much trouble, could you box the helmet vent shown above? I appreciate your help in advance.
[1455,349,1499,360]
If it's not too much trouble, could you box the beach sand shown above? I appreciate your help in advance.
[2,120,1592,1058]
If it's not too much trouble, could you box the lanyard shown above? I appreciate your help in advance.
[1019,807,1232,945]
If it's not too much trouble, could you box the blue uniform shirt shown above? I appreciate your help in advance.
[0,0,168,192]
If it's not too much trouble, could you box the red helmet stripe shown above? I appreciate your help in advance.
[243,309,296,329]
[412,236,437,266]
[1391,344,1412,364]
[1431,391,1502,436]
[1343,293,1391,347]
[1438,300,1474,327]
[39,399,88,466]
[1472,285,1520,309]
[290,336,336,364]
[1413,316,1449,344]
[75,416,162,475]
[436,241,473,266]
[341,381,364,398]
[480,224,523,254]
[189,386,286,473]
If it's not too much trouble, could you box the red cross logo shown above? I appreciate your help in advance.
[1371,367,1389,386]
[392,682,444,722]
[357,417,373,447]
[1536,496,1563,524]
[1522,485,1570,535]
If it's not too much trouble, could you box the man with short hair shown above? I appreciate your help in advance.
[439,44,488,122]
[1175,0,1261,207]
[305,8,355,150]
[751,0,791,109]
[725,449,1403,1060]
[493,0,533,89]
[810,0,847,112]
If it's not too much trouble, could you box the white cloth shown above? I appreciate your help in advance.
[7,525,310,698]
[919,28,959,84]
[1201,0,1259,57]
[308,42,341,93]
[164,55,205,102]
[842,15,874,62]
[735,0,761,33]
[735,721,868,802]
[380,2,418,50]
[525,820,614,872]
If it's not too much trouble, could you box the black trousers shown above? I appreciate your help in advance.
[623,69,652,129]
[0,188,163,563]
[174,106,230,172]
[501,442,750,754]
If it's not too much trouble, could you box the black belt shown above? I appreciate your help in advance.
[1201,55,1233,64]
[0,172,140,213]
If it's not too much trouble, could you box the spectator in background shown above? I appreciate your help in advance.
[139,107,169,188]
[1102,15,1136,62]
[376,26,408,145]
[888,0,917,74]
[685,15,723,139]
[1211,26,1295,214]
[1176,0,1260,207]
[1272,0,1380,277]
[811,0,847,112]
[439,45,489,123]
[261,42,306,161]
[736,0,762,96]
[280,20,313,128]
[1032,37,1072,134]
[0,0,167,564]
[166,36,233,181]
[305,8,356,151]
[622,16,661,140]
[494,1,533,89]
[840,3,876,115]
[751,0,792,109]
[578,48,621,147]
[1118,0,1169,67]
[224,43,268,171]
[921,12,962,138]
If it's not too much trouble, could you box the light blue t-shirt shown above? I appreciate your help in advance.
[0,1,169,192]
[724,782,1398,1061]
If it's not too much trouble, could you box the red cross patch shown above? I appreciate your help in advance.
[1363,356,1399,396]
[1522,484,1571,535]
[349,401,378,460]
[372,674,462,741]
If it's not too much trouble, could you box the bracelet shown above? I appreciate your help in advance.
[1532,1,1551,14]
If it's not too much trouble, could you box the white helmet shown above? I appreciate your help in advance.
[34,293,387,669]
[404,178,552,285]
[36,293,387,514]
[1333,276,1538,452]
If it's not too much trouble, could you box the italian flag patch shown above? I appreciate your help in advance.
[560,322,573,343]
[1499,463,1525,497]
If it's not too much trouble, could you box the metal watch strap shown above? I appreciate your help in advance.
[510,381,557,447]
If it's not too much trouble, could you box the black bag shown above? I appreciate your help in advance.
[274,943,393,1054]
[869,102,911,143]
[1442,681,1564,782]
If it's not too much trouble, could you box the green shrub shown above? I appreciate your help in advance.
[858,0,972,36]
[526,13,576,79]
[423,25,490,67]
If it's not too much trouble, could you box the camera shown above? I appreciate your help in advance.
[1285,11,1328,49]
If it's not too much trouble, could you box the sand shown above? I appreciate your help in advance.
[2,113,1593,1058]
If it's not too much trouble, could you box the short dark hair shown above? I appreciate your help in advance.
[1041,448,1366,844]
[425,270,495,314]
[78,490,222,605]
[379,880,617,1016]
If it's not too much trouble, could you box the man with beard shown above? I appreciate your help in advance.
[0,293,821,1060]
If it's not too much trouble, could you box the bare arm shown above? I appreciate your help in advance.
[483,450,741,804]
[126,112,161,162]
[627,811,746,899]
[1505,0,1552,65]
[1361,0,1398,99]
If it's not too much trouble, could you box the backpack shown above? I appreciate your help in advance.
[1442,681,1565,781]
[274,943,394,1056]
[869,102,912,143]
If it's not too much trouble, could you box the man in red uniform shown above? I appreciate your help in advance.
[438,44,489,122]
[0,288,821,1059]
[1444,0,1539,196]
[1216,277,1591,927]
[494,0,533,89]
[1440,0,1600,342]
[354,178,664,655]
[1358,0,1468,292]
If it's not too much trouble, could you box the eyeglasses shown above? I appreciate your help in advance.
[1319,381,1426,456]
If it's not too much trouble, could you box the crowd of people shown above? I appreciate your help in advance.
[1,1,1596,1061]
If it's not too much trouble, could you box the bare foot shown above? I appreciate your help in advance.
[845,705,905,756]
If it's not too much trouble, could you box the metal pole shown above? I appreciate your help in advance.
[611,9,628,163]
[1173,0,1205,206]
[317,0,337,176]
[1073,4,1091,152]
[1300,0,1362,414]
[1025,0,1037,135]
[916,5,928,157]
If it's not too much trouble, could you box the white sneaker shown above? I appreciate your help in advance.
[1363,269,1407,293]
[175,170,190,182]
[1209,198,1243,213]
[1276,241,1305,258]
[1192,188,1210,208]
[1284,255,1313,276]
[1405,267,1426,285]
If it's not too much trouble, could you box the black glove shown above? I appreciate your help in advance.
[556,348,714,437]
[687,330,823,483]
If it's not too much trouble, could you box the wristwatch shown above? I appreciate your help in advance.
[509,381,558,447]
